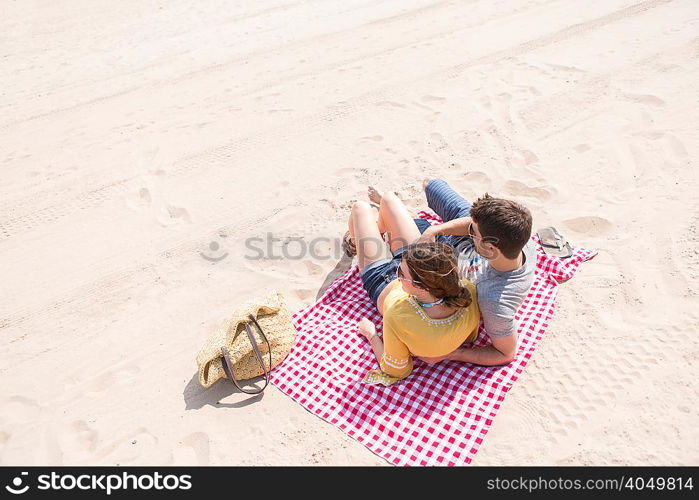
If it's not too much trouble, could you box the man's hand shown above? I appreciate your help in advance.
[438,335,518,366]
[416,225,439,244]
[416,353,450,364]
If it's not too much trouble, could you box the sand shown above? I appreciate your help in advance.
[1,0,697,466]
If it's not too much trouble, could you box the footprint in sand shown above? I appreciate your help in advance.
[66,420,98,453]
[293,288,314,301]
[81,364,142,396]
[358,135,383,143]
[544,62,585,73]
[478,96,493,110]
[563,216,613,235]
[519,149,539,165]
[44,420,100,463]
[497,92,513,103]
[85,427,161,465]
[0,430,9,459]
[421,95,446,102]
[504,180,555,202]
[156,204,191,227]
[166,205,190,221]
[303,259,324,276]
[664,134,688,158]
[172,432,210,465]
[2,396,42,421]
[428,132,445,142]
[509,149,539,167]
[623,93,666,106]
[124,187,152,211]
[376,101,407,109]
[293,257,327,277]
[412,101,441,116]
[138,187,151,203]
[486,400,550,453]
[463,171,491,184]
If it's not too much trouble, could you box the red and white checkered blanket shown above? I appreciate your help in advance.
[270,210,596,466]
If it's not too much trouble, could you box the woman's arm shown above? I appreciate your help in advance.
[357,318,384,360]
[357,317,412,379]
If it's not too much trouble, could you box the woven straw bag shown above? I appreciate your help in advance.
[196,291,296,393]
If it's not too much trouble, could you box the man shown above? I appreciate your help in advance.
[410,178,536,366]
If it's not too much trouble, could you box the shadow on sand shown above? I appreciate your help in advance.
[183,373,266,410]
[184,254,354,411]
[315,253,353,301]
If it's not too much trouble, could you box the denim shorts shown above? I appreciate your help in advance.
[361,179,473,306]
[359,246,408,306]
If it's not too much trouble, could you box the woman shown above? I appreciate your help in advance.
[345,188,480,385]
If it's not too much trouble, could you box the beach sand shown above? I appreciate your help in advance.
[1,0,697,465]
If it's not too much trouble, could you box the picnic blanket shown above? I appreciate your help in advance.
[269,210,597,466]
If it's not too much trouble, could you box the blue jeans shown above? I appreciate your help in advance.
[413,178,472,249]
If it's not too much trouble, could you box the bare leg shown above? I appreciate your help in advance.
[367,186,387,235]
[348,201,386,270]
[374,190,422,253]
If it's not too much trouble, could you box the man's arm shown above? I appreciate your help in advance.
[419,216,472,242]
[456,300,518,365]
[446,334,517,365]
[417,334,517,366]
[418,300,519,365]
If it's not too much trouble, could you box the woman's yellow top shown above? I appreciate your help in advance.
[364,280,480,386]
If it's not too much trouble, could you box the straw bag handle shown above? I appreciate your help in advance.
[220,314,271,394]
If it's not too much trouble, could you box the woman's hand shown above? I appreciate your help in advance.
[358,318,385,362]
[357,318,377,341]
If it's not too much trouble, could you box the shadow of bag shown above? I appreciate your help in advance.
[196,291,297,393]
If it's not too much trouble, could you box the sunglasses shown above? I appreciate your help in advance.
[396,264,422,285]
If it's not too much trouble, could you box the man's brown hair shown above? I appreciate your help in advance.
[470,193,532,259]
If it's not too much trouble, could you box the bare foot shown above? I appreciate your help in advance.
[422,178,433,191]
[367,185,383,205]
